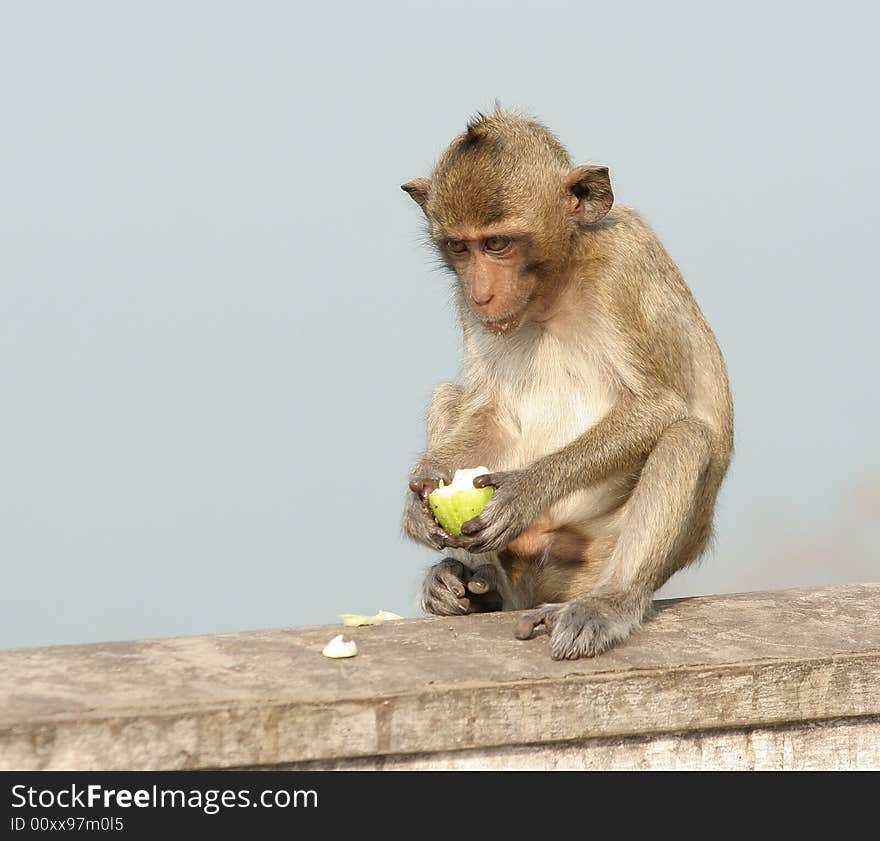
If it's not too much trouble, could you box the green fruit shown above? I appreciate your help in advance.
[428,467,494,537]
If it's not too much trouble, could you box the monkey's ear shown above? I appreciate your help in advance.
[401,178,432,209]
[563,165,613,224]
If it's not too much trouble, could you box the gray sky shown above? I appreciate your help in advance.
[1,1,878,649]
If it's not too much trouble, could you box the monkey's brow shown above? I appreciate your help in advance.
[437,223,531,242]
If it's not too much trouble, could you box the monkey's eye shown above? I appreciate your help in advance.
[446,240,467,254]
[484,236,511,252]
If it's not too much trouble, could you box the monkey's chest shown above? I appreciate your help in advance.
[494,368,614,467]
[490,362,626,536]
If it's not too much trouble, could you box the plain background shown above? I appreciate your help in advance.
[1,2,877,649]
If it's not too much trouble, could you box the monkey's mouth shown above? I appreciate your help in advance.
[482,307,528,336]
[484,316,522,336]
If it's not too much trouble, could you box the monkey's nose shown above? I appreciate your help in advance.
[472,291,494,306]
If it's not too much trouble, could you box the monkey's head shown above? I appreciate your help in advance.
[402,107,613,336]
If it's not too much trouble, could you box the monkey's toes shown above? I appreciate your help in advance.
[513,606,560,640]
[514,616,538,639]
[546,601,634,660]
[422,584,470,616]
[466,564,498,595]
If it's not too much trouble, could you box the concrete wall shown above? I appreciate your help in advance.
[2,584,879,771]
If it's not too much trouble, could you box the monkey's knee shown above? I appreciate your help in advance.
[669,504,716,573]
[658,417,714,464]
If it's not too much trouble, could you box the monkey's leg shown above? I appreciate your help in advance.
[515,418,714,660]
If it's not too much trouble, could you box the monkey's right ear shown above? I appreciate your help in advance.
[401,178,431,209]
[563,165,613,224]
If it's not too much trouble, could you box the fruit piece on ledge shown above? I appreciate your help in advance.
[321,634,358,658]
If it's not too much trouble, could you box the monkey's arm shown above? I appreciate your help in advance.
[458,387,688,553]
[404,384,507,615]
[402,383,497,550]
[413,383,498,478]
[534,387,688,501]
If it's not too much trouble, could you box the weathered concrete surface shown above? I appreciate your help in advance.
[281,717,880,770]
[1,583,879,770]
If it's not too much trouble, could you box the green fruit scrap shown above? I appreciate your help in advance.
[339,610,404,627]
[429,485,494,537]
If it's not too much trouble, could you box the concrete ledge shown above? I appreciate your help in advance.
[281,717,880,771]
[2,583,879,770]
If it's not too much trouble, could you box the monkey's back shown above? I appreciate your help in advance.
[587,206,734,462]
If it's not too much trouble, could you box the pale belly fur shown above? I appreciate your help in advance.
[486,326,624,530]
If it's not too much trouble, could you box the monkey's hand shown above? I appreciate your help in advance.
[513,592,651,660]
[454,469,538,554]
[402,474,453,551]
[420,559,503,616]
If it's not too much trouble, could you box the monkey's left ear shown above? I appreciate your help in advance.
[401,178,432,209]
[563,165,613,224]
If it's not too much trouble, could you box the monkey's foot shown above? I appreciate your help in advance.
[514,595,649,660]
[420,559,503,616]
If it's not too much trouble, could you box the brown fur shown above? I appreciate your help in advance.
[401,106,733,659]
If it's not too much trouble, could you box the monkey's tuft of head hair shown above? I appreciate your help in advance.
[428,106,573,233]
[465,110,488,134]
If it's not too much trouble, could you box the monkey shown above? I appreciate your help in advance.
[400,106,733,660]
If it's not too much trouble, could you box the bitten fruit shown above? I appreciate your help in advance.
[428,466,494,538]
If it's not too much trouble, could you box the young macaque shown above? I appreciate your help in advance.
[400,106,733,659]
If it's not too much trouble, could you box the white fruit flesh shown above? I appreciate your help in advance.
[430,467,491,498]
[321,634,358,658]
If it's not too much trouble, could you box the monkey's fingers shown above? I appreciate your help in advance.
[409,477,441,500]
[438,534,471,551]
[428,525,469,551]
[514,605,563,640]
[457,515,510,554]
[471,472,500,489]
[458,514,486,537]
[424,519,454,551]
[466,564,499,595]
[428,532,449,551]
